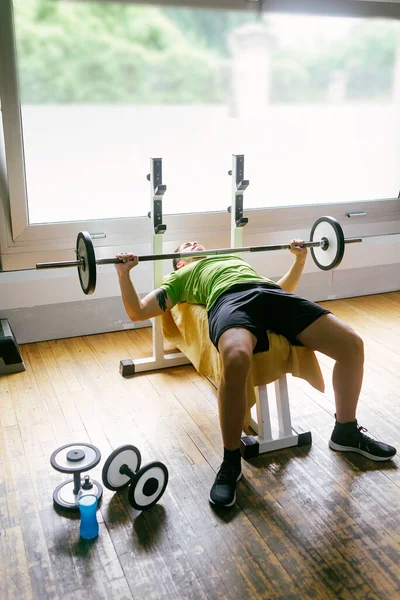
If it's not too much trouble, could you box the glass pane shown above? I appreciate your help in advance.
[13,1,400,223]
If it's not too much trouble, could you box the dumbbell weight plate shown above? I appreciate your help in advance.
[102,445,142,491]
[76,231,97,295]
[53,479,103,511]
[128,461,169,511]
[50,442,101,473]
[310,216,345,271]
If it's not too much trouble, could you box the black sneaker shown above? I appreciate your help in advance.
[209,460,242,507]
[329,420,397,461]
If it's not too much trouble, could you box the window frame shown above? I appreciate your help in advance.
[92,0,400,20]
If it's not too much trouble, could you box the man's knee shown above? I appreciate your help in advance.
[343,328,364,361]
[218,329,256,374]
[220,344,253,377]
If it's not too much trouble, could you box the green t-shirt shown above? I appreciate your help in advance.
[160,255,277,311]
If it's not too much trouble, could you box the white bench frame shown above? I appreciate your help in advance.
[240,378,311,458]
[229,155,311,458]
[126,155,312,456]
[129,158,190,375]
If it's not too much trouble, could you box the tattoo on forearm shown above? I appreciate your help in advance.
[155,288,168,312]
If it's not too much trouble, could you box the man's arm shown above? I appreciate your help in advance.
[115,252,175,321]
[276,240,307,293]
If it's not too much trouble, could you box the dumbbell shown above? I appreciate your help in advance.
[102,445,169,511]
[50,442,103,511]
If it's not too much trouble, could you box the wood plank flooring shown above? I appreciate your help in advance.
[0,293,399,600]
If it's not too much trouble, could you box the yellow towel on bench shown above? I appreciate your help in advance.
[162,303,325,428]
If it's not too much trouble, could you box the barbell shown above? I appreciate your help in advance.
[36,216,362,295]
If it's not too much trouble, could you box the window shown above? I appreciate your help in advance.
[9,1,400,219]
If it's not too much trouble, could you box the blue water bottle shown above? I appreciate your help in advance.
[78,493,99,540]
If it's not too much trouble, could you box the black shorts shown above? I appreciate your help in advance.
[208,282,331,353]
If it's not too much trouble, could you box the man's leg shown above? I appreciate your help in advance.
[209,327,256,507]
[296,313,364,423]
[217,328,257,448]
[297,313,396,461]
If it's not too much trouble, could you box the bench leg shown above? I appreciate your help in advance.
[119,231,192,376]
[120,310,191,376]
[241,376,312,459]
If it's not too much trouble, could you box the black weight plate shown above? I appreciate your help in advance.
[128,461,169,511]
[102,445,142,491]
[310,216,345,271]
[76,231,97,295]
[50,442,101,474]
[53,479,103,511]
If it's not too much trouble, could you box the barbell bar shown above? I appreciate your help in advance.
[36,216,362,295]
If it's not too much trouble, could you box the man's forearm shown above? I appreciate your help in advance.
[117,271,144,321]
[277,256,307,293]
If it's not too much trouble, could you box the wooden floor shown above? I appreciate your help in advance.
[0,293,399,600]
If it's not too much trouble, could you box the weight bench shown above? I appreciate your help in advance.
[162,303,325,458]
[119,154,324,456]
